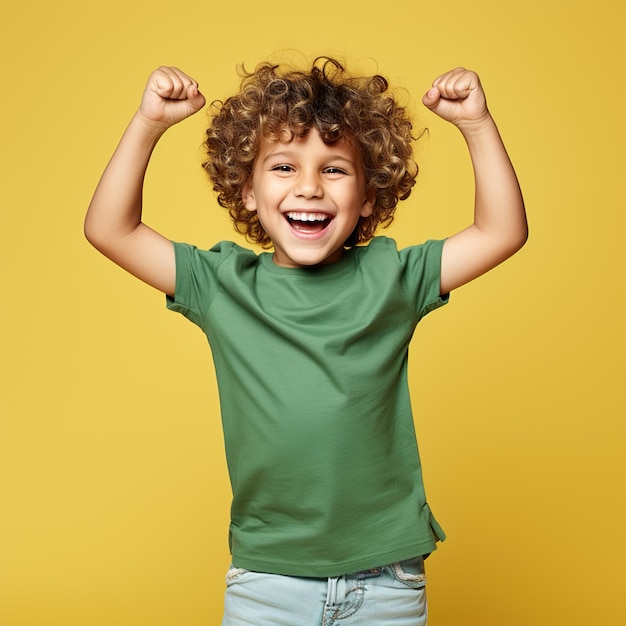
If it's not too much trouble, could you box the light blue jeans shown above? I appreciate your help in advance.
[222,556,428,625]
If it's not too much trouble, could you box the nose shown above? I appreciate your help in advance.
[294,168,323,199]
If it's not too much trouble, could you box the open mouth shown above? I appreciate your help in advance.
[285,211,333,235]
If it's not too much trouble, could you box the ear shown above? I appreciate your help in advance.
[242,180,257,212]
[359,186,376,218]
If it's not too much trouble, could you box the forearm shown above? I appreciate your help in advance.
[460,115,528,254]
[84,113,166,252]
[424,68,528,293]
[83,67,204,294]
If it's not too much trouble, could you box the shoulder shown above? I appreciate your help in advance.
[167,241,261,324]
[355,236,445,266]
[352,237,448,318]
[352,236,398,260]
[361,235,447,294]
[172,240,258,270]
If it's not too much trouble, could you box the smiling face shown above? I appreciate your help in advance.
[242,128,375,268]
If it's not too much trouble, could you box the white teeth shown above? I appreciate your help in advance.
[285,211,331,222]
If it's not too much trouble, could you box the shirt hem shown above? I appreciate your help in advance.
[231,539,439,578]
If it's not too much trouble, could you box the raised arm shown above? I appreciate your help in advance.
[422,68,528,295]
[84,67,206,296]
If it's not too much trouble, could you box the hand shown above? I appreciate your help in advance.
[422,68,489,129]
[138,66,206,129]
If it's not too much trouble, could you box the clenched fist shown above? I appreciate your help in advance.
[138,66,206,130]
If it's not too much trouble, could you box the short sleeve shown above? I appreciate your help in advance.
[165,241,236,329]
[398,238,449,320]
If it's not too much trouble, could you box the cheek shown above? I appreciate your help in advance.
[259,178,288,203]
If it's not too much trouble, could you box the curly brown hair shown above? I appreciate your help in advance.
[203,57,419,248]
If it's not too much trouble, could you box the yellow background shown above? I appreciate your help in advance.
[1,0,624,624]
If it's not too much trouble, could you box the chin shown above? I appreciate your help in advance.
[275,247,339,268]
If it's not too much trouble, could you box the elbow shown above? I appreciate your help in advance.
[505,203,529,255]
[500,197,529,258]
[503,222,529,260]
[514,225,529,253]
[83,216,101,250]
[517,217,530,250]
[83,214,111,255]
[83,218,95,246]
[489,221,528,266]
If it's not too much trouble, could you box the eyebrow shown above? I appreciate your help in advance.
[261,150,357,166]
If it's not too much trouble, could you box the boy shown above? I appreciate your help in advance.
[85,58,527,624]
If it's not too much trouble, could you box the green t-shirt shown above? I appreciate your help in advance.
[167,236,448,577]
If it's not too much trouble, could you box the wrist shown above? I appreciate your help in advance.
[455,111,496,139]
[132,110,172,139]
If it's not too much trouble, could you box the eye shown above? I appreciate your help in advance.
[270,164,294,173]
[323,167,348,176]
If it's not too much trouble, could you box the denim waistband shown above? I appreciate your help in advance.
[354,566,384,579]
